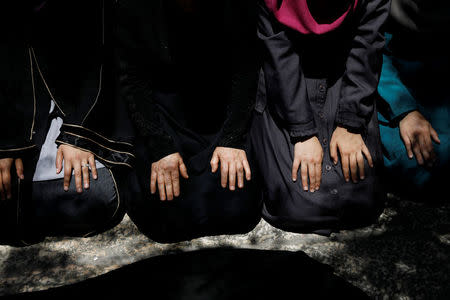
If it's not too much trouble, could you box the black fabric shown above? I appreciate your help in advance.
[116,0,258,162]
[0,1,133,244]
[2,248,370,299]
[0,1,135,167]
[251,0,388,234]
[256,0,390,137]
[127,105,262,242]
[388,0,450,58]
[31,168,123,237]
[251,75,385,235]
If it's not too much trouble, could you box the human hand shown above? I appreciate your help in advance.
[56,145,98,193]
[292,136,323,192]
[210,147,251,191]
[151,153,189,201]
[330,126,373,183]
[399,111,440,166]
[0,158,24,200]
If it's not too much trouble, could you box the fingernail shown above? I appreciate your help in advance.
[94,175,98,180]
[360,176,365,180]
[303,186,308,191]
[230,186,235,190]
[292,178,296,182]
[345,178,349,182]
[77,188,82,193]
[84,184,89,189]
[20,175,24,179]
[64,187,68,191]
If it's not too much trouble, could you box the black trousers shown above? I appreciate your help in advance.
[250,75,385,235]
[126,92,262,243]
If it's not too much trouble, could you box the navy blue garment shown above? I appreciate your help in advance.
[250,0,389,235]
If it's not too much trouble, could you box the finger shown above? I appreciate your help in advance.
[430,127,441,144]
[412,141,424,165]
[63,161,72,191]
[341,154,350,182]
[56,147,63,174]
[164,172,174,201]
[88,155,98,180]
[236,162,244,189]
[228,162,236,191]
[419,135,431,162]
[15,159,24,180]
[2,171,11,200]
[220,162,229,188]
[3,172,11,200]
[292,158,300,182]
[157,172,166,201]
[362,145,373,168]
[179,160,189,179]
[210,152,219,173]
[308,163,315,192]
[74,164,83,193]
[242,159,251,181]
[315,163,322,191]
[350,153,358,183]
[357,151,365,180]
[0,175,4,200]
[330,141,338,165]
[81,160,90,190]
[403,137,414,159]
[171,170,181,197]
[150,166,157,194]
[300,162,308,191]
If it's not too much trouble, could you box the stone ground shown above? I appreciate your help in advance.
[1,196,449,299]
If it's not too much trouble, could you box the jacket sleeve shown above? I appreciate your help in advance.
[54,1,135,168]
[115,1,177,162]
[336,0,391,132]
[256,0,318,141]
[376,33,419,124]
[0,4,36,159]
[216,0,259,149]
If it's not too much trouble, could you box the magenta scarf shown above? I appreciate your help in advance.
[264,0,358,34]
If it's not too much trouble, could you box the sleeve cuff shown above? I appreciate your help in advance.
[335,111,367,133]
[287,119,318,140]
[146,136,179,162]
[0,144,36,159]
[217,133,246,150]
[56,124,135,168]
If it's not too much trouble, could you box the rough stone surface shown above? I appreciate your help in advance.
[1,198,449,299]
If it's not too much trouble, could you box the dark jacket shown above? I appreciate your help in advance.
[115,0,258,162]
[256,0,390,140]
[0,1,135,168]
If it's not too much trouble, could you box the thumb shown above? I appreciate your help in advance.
[179,158,189,179]
[330,141,338,165]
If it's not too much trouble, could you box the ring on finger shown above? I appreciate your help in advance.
[82,164,90,168]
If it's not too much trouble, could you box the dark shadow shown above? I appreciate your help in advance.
[325,199,450,299]
[2,248,369,299]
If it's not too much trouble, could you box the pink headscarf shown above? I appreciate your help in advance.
[264,0,358,34]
